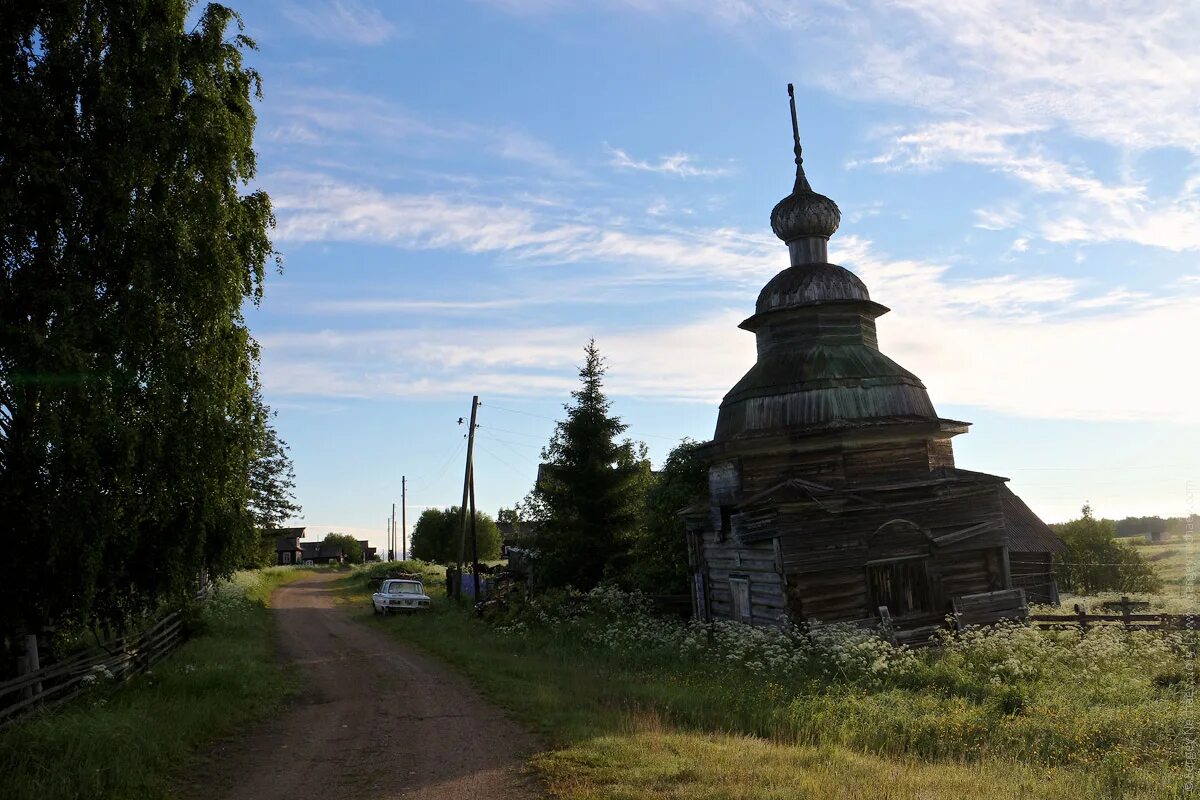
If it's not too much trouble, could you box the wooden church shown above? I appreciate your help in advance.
[683,88,1065,636]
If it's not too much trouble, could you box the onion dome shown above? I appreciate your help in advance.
[756,262,869,313]
[770,169,841,242]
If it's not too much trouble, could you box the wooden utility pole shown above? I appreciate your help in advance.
[401,476,407,561]
[391,503,396,562]
[455,395,480,599]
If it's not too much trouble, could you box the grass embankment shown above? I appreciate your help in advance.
[0,567,307,800]
[340,568,1194,800]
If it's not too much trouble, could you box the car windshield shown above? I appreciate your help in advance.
[386,581,421,595]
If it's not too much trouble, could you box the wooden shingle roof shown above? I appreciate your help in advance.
[1000,486,1067,553]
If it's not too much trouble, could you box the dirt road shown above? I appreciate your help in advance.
[187,572,540,800]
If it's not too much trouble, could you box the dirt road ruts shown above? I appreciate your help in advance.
[185,572,540,800]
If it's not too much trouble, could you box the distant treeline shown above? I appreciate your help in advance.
[1109,515,1197,538]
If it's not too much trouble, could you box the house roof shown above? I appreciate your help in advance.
[272,527,306,551]
[1000,486,1067,553]
[299,541,345,559]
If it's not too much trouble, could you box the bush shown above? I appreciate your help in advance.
[409,508,502,563]
[1052,505,1162,593]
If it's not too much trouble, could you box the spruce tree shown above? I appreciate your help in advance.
[528,340,648,590]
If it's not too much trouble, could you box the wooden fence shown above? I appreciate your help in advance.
[0,603,197,728]
[1030,604,1194,632]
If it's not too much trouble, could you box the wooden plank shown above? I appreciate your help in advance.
[708,568,783,584]
[931,520,1004,547]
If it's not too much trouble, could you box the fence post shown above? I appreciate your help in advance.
[16,634,41,702]
[1074,603,1089,633]
[1119,596,1132,630]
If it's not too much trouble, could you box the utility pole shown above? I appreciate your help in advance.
[455,395,480,599]
[401,476,407,561]
[391,503,396,562]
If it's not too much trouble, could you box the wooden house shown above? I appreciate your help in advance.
[683,89,1064,637]
[272,528,306,565]
[300,541,347,565]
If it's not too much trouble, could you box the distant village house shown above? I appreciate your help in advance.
[271,528,377,565]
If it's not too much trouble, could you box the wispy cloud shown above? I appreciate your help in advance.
[607,145,731,178]
[863,120,1200,251]
[529,2,1200,252]
[973,204,1023,231]
[269,172,781,282]
[260,169,1200,423]
[281,1,399,46]
[262,90,577,177]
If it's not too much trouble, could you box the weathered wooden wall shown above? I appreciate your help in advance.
[709,436,960,502]
[690,453,1018,626]
[1010,552,1058,604]
[694,529,788,626]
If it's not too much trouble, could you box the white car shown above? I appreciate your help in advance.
[372,578,432,615]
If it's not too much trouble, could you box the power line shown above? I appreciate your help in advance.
[482,401,690,444]
[481,402,558,422]
[476,424,547,440]
[408,436,466,495]
[474,440,534,476]
[475,430,544,451]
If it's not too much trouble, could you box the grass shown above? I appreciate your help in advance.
[0,567,307,800]
[1054,532,1200,614]
[1131,533,1198,603]
[337,572,1195,800]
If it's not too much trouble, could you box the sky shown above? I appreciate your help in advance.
[225,0,1200,552]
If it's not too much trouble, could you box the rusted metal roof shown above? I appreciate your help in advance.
[1000,486,1067,553]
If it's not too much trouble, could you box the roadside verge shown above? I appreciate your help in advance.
[0,568,308,800]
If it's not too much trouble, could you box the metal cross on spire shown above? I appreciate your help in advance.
[787,83,812,194]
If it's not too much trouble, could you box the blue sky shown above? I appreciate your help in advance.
[230,0,1199,551]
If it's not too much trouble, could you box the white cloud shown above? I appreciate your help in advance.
[281,1,398,46]
[531,2,1200,252]
[269,172,781,282]
[264,90,576,178]
[485,1,1200,152]
[973,204,1023,231]
[863,119,1200,251]
[492,130,575,174]
[261,186,1200,424]
[607,145,730,178]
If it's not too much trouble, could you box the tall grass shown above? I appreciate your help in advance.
[351,579,1196,800]
[0,568,303,800]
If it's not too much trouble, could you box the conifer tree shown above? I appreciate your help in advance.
[527,340,649,590]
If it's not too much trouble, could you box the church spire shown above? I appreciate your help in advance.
[788,83,812,195]
[770,84,841,261]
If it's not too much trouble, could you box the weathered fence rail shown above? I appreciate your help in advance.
[0,596,202,728]
[1030,609,1194,632]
